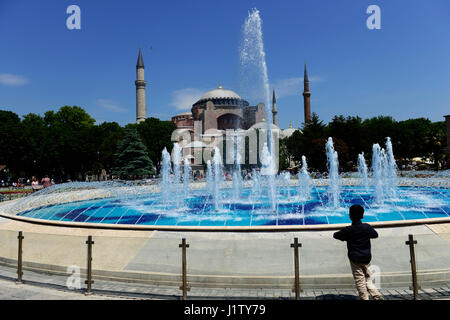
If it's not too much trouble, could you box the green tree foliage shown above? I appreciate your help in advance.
[0,110,22,175]
[112,127,156,179]
[19,113,46,177]
[328,115,366,166]
[283,113,449,172]
[42,106,96,180]
[0,105,448,180]
[136,117,176,168]
[0,106,174,181]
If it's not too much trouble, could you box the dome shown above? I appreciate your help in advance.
[281,128,296,138]
[248,121,281,132]
[199,88,242,100]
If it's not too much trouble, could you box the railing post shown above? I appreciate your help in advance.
[85,235,94,295]
[16,231,24,284]
[405,234,420,300]
[179,238,190,300]
[290,237,302,300]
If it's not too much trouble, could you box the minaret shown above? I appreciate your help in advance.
[272,89,278,126]
[135,48,147,124]
[303,63,311,124]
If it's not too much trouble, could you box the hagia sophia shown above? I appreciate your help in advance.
[134,49,314,173]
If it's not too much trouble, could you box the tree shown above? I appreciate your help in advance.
[95,122,124,173]
[0,110,22,176]
[136,117,176,170]
[112,127,156,179]
[43,106,96,180]
[20,113,47,178]
[285,113,329,172]
[328,115,367,166]
[425,121,447,169]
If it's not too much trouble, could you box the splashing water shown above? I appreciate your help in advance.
[357,152,369,191]
[298,156,311,201]
[385,137,398,198]
[240,7,276,161]
[279,171,291,199]
[326,138,340,208]
[261,143,277,211]
[240,8,272,125]
[372,143,386,204]
[183,157,191,198]
[212,147,223,211]
[232,136,243,202]
[250,168,262,202]
[372,137,398,204]
[161,148,172,203]
[172,143,182,207]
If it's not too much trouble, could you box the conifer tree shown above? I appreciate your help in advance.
[112,127,156,179]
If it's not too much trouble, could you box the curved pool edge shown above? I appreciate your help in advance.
[1,211,450,232]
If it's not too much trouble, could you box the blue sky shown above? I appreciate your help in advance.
[0,0,449,128]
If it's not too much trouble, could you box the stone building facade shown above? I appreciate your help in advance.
[171,84,301,175]
[189,84,266,133]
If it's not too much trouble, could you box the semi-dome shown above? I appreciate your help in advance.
[173,111,193,117]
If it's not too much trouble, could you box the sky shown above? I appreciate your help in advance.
[0,0,449,128]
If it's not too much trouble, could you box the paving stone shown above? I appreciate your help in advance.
[2,262,450,300]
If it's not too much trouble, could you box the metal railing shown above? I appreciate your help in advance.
[5,230,443,300]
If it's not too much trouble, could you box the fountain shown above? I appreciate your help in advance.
[250,168,262,202]
[240,8,272,128]
[161,147,171,204]
[298,156,311,201]
[357,152,369,191]
[211,147,223,211]
[172,143,183,207]
[261,143,277,211]
[279,171,291,200]
[183,157,191,198]
[7,136,450,227]
[385,137,398,198]
[371,137,398,204]
[232,136,243,202]
[240,8,278,213]
[326,137,340,208]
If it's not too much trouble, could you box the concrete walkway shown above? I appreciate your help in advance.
[0,263,449,300]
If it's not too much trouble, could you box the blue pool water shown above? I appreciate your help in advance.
[16,186,450,226]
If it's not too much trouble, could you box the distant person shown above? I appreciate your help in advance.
[31,177,39,192]
[41,175,52,188]
[333,204,383,300]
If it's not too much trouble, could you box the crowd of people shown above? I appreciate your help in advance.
[0,176,54,192]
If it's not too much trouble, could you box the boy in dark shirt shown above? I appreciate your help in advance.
[333,204,383,300]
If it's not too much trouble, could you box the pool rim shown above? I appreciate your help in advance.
[1,211,450,232]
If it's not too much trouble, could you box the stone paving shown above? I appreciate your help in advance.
[1,264,450,300]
